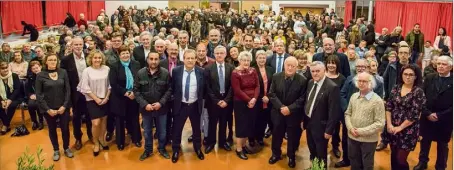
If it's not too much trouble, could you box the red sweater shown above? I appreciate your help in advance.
[77,20,88,28]
[231,67,260,102]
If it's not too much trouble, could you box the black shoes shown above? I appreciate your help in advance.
[32,122,38,130]
[159,149,170,159]
[264,129,272,138]
[0,127,11,135]
[221,143,232,151]
[134,142,142,148]
[268,155,282,164]
[106,132,113,142]
[74,140,83,150]
[117,144,125,151]
[413,162,428,170]
[139,151,152,161]
[334,160,351,168]
[333,148,341,158]
[38,123,44,130]
[236,150,248,160]
[242,146,251,154]
[171,151,180,163]
[195,150,205,160]
[288,158,296,168]
[188,135,193,142]
[204,144,215,154]
[376,142,387,151]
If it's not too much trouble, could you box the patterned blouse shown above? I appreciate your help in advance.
[383,85,426,151]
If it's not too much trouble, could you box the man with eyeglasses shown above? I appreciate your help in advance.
[376,43,422,151]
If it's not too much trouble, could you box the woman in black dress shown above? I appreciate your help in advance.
[27,61,44,130]
[383,65,426,170]
[108,45,141,150]
[21,21,39,42]
[35,54,73,161]
[324,54,346,157]
[0,61,21,135]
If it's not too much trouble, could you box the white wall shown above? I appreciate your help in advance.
[271,1,336,14]
[105,1,169,16]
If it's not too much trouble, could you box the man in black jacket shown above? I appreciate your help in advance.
[268,57,307,168]
[133,31,153,68]
[135,52,172,161]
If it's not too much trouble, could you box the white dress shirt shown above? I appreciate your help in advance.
[182,66,198,103]
[178,45,188,61]
[143,47,150,61]
[307,76,326,118]
[73,52,87,80]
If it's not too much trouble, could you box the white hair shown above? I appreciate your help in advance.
[140,31,151,39]
[438,55,453,66]
[255,50,267,58]
[310,61,326,69]
[353,72,377,90]
[238,51,252,61]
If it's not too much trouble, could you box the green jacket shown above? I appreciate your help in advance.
[405,30,425,53]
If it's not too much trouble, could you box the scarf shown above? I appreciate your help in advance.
[0,71,13,100]
[120,60,133,90]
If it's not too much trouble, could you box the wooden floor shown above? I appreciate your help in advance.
[0,111,452,170]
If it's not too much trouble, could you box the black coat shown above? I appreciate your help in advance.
[108,60,141,116]
[254,65,274,99]
[268,72,308,126]
[2,73,21,101]
[134,67,172,117]
[132,45,149,68]
[205,62,234,106]
[60,53,88,106]
[171,66,205,115]
[420,73,453,142]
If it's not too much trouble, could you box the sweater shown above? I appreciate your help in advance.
[345,92,385,142]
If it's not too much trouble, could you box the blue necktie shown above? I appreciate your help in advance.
[184,70,193,102]
[219,64,225,94]
[277,56,283,73]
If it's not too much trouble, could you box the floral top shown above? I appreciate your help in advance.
[383,85,426,151]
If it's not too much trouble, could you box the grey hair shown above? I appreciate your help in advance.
[139,31,151,38]
[310,61,326,69]
[214,45,226,53]
[178,30,189,37]
[438,55,453,66]
[238,51,253,61]
[356,58,369,66]
[166,35,174,40]
[353,72,377,90]
[255,50,267,58]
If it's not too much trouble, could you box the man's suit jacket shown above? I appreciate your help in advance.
[205,62,234,106]
[312,52,351,78]
[303,77,340,135]
[268,72,308,126]
[159,58,183,72]
[266,53,290,73]
[132,45,150,68]
[171,66,205,115]
[60,53,87,106]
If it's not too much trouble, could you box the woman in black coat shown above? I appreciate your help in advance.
[62,13,77,28]
[0,61,21,135]
[21,21,39,42]
[363,24,376,47]
[108,45,141,150]
[252,50,274,146]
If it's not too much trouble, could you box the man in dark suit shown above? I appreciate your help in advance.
[133,31,153,68]
[171,49,205,163]
[154,39,168,60]
[415,56,453,170]
[268,57,307,168]
[60,37,92,150]
[177,30,191,61]
[204,45,234,154]
[303,61,341,167]
[266,40,289,74]
[312,38,351,78]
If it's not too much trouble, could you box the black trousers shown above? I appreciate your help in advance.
[206,102,232,146]
[44,110,70,151]
[115,100,141,146]
[253,105,271,141]
[332,118,350,162]
[106,113,115,134]
[418,138,449,170]
[72,92,92,140]
[306,127,329,168]
[166,100,173,142]
[172,101,201,152]
[0,100,20,127]
[271,115,299,159]
[28,99,43,124]
[226,106,233,141]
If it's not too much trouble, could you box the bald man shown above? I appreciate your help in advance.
[206,29,225,59]
[268,57,308,168]
[60,36,92,150]
[312,38,351,77]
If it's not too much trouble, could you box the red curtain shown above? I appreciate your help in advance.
[1,1,43,34]
[88,2,105,21]
[400,2,442,43]
[343,0,353,27]
[45,1,69,26]
[438,3,453,43]
[374,1,404,35]
[68,2,88,22]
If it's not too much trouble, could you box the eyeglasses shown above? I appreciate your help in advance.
[357,80,370,84]
[403,73,415,77]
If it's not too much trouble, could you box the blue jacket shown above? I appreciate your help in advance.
[340,74,384,112]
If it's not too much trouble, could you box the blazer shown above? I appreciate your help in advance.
[254,65,274,98]
[303,77,340,135]
[171,66,205,115]
[312,52,351,78]
[420,73,453,142]
[108,60,141,116]
[133,45,151,68]
[205,62,234,105]
[159,58,183,72]
[60,53,88,105]
[268,72,308,126]
[266,52,290,73]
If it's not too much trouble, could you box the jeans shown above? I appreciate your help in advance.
[143,114,167,152]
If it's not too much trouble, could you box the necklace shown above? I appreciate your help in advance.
[49,72,58,80]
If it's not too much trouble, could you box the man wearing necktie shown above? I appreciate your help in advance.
[266,40,289,73]
[268,57,307,168]
[302,61,341,168]
[205,46,234,154]
[170,49,205,163]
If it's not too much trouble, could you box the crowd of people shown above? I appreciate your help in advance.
[0,4,452,170]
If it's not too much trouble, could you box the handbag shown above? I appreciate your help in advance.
[11,124,30,137]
